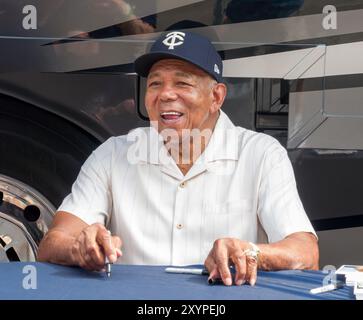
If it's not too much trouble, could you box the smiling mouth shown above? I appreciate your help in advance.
[160,111,184,122]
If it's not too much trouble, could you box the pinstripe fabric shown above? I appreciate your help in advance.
[58,110,316,265]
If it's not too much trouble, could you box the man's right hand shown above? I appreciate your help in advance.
[70,223,122,271]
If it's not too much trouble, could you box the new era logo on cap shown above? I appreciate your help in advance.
[162,31,185,50]
[134,31,223,83]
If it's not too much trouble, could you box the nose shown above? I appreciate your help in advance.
[159,83,178,102]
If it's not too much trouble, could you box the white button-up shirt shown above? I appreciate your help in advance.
[58,110,316,266]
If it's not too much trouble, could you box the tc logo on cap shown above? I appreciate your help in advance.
[162,31,185,50]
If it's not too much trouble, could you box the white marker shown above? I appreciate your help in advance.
[165,267,209,275]
[310,282,344,294]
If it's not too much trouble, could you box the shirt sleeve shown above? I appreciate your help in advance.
[57,138,114,226]
[257,140,317,243]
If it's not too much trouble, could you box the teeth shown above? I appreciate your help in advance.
[161,111,183,116]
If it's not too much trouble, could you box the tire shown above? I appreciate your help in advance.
[0,93,100,206]
[0,94,100,261]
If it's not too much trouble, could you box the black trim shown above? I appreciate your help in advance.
[290,73,363,92]
[136,76,149,121]
[223,44,314,61]
[68,63,135,74]
[0,300,355,316]
[312,214,363,231]
[284,32,363,48]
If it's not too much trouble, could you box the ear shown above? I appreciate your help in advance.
[210,83,227,114]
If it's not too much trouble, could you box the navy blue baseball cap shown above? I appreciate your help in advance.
[134,31,223,83]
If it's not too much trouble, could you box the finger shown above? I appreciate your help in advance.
[115,248,123,258]
[82,227,107,269]
[83,252,104,271]
[213,244,232,286]
[71,239,88,269]
[205,259,219,279]
[204,254,221,283]
[74,228,102,271]
[112,236,123,257]
[78,241,100,271]
[78,254,93,271]
[246,255,258,286]
[77,228,103,271]
[96,229,116,263]
[204,254,215,274]
[78,233,93,269]
[230,250,247,286]
[85,231,107,267]
[207,268,223,284]
[85,241,106,269]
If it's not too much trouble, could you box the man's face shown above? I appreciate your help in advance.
[145,59,222,139]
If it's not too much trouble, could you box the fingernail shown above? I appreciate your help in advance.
[225,278,232,286]
[250,279,256,286]
[236,280,243,286]
[110,254,116,262]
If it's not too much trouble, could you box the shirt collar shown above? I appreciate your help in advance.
[202,109,240,162]
[133,109,240,165]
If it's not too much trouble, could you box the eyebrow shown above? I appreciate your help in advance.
[147,71,194,80]
[147,72,161,80]
[175,71,193,79]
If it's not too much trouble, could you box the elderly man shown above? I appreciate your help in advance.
[37,31,319,286]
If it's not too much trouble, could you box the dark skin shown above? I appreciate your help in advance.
[37,212,122,270]
[37,59,319,284]
[145,59,226,175]
[205,233,319,286]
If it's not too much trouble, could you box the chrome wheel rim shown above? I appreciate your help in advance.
[0,174,55,262]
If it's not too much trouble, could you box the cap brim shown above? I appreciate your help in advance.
[134,51,217,81]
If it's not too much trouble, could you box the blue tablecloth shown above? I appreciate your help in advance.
[0,262,354,300]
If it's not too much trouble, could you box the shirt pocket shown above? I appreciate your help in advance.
[202,199,255,256]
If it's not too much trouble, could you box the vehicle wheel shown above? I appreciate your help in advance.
[0,94,100,261]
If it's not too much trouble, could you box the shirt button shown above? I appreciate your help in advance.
[176,223,183,229]
[179,181,187,188]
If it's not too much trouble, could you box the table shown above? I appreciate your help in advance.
[0,262,354,300]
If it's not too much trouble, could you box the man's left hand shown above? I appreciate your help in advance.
[204,238,259,286]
